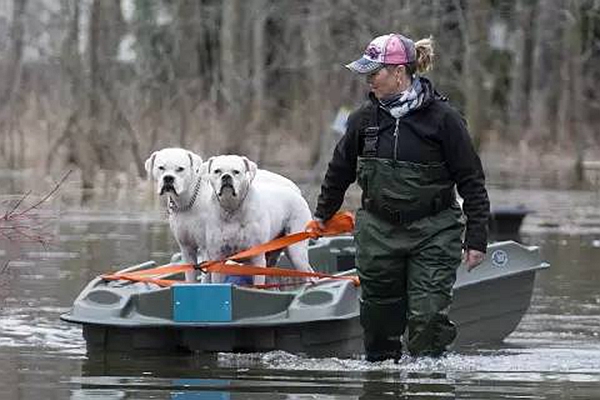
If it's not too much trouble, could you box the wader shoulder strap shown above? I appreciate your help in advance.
[361,104,380,157]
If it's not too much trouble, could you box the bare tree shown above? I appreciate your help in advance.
[2,0,600,193]
[528,1,563,143]
[251,0,270,162]
[0,0,28,169]
[507,0,533,140]
[0,0,27,107]
[220,0,247,154]
[461,0,492,149]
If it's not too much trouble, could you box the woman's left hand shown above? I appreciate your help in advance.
[305,218,326,234]
[464,249,485,271]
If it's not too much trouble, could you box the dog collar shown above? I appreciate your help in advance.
[169,176,202,214]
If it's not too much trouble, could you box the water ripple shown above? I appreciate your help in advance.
[0,310,85,355]
[218,348,600,380]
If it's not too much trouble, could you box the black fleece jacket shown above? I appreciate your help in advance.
[315,77,490,252]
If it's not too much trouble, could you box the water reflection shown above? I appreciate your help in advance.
[357,372,455,399]
[82,353,219,377]
[71,344,600,399]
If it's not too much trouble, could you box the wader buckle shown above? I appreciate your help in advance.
[362,127,379,157]
[383,206,405,224]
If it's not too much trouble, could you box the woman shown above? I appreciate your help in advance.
[309,33,490,361]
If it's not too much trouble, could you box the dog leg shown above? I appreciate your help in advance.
[286,207,315,282]
[197,250,211,283]
[181,246,199,282]
[285,241,316,282]
[248,254,267,286]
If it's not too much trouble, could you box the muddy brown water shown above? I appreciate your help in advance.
[1,176,600,399]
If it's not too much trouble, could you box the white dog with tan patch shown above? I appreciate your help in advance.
[145,148,314,284]
[202,154,314,285]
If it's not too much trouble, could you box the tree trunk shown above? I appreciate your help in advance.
[252,0,269,163]
[558,2,585,181]
[88,0,126,172]
[507,0,534,140]
[529,1,563,142]
[462,0,491,150]
[132,0,156,79]
[174,0,201,78]
[305,0,329,166]
[252,0,268,123]
[220,0,244,153]
[1,0,27,107]
[1,0,28,169]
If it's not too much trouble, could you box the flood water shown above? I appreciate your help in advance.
[1,177,600,399]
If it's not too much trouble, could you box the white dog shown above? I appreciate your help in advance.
[202,154,314,285]
[145,148,209,281]
[145,148,313,284]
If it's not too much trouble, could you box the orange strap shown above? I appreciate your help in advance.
[223,211,354,262]
[103,263,360,287]
[102,263,191,286]
[102,211,358,288]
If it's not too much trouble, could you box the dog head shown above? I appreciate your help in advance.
[205,155,257,208]
[145,148,203,197]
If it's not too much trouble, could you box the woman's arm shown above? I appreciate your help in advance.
[441,107,490,253]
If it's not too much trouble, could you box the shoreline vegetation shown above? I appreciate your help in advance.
[0,141,597,212]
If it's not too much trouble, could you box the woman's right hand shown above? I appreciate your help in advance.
[464,249,485,271]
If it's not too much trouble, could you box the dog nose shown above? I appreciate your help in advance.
[221,174,232,184]
[163,175,174,184]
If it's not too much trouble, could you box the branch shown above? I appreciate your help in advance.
[0,170,72,249]
[2,190,31,219]
[14,170,72,217]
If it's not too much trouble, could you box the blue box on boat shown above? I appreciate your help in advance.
[172,284,232,322]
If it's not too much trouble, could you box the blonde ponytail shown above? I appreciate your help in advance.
[414,37,435,73]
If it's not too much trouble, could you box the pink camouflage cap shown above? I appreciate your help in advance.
[346,33,417,74]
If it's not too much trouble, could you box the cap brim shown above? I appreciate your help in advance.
[345,57,383,74]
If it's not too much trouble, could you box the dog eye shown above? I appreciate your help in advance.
[158,166,165,171]
[214,169,221,174]
[233,170,240,175]
[176,167,185,172]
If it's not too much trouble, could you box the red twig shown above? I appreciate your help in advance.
[2,190,31,219]
[0,170,72,249]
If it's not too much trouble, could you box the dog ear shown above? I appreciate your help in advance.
[187,151,203,174]
[242,156,257,183]
[144,152,157,180]
[202,156,215,175]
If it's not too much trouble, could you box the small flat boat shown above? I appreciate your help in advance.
[489,205,533,240]
[61,238,548,357]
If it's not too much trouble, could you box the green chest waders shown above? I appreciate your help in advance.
[354,120,464,360]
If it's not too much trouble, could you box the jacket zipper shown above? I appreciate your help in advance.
[393,118,400,161]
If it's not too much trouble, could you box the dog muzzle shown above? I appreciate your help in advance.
[160,175,177,195]
[218,175,236,197]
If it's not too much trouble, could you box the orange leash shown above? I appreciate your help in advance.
[224,211,354,262]
[102,211,358,287]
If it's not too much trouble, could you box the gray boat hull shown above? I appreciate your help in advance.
[61,239,548,357]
